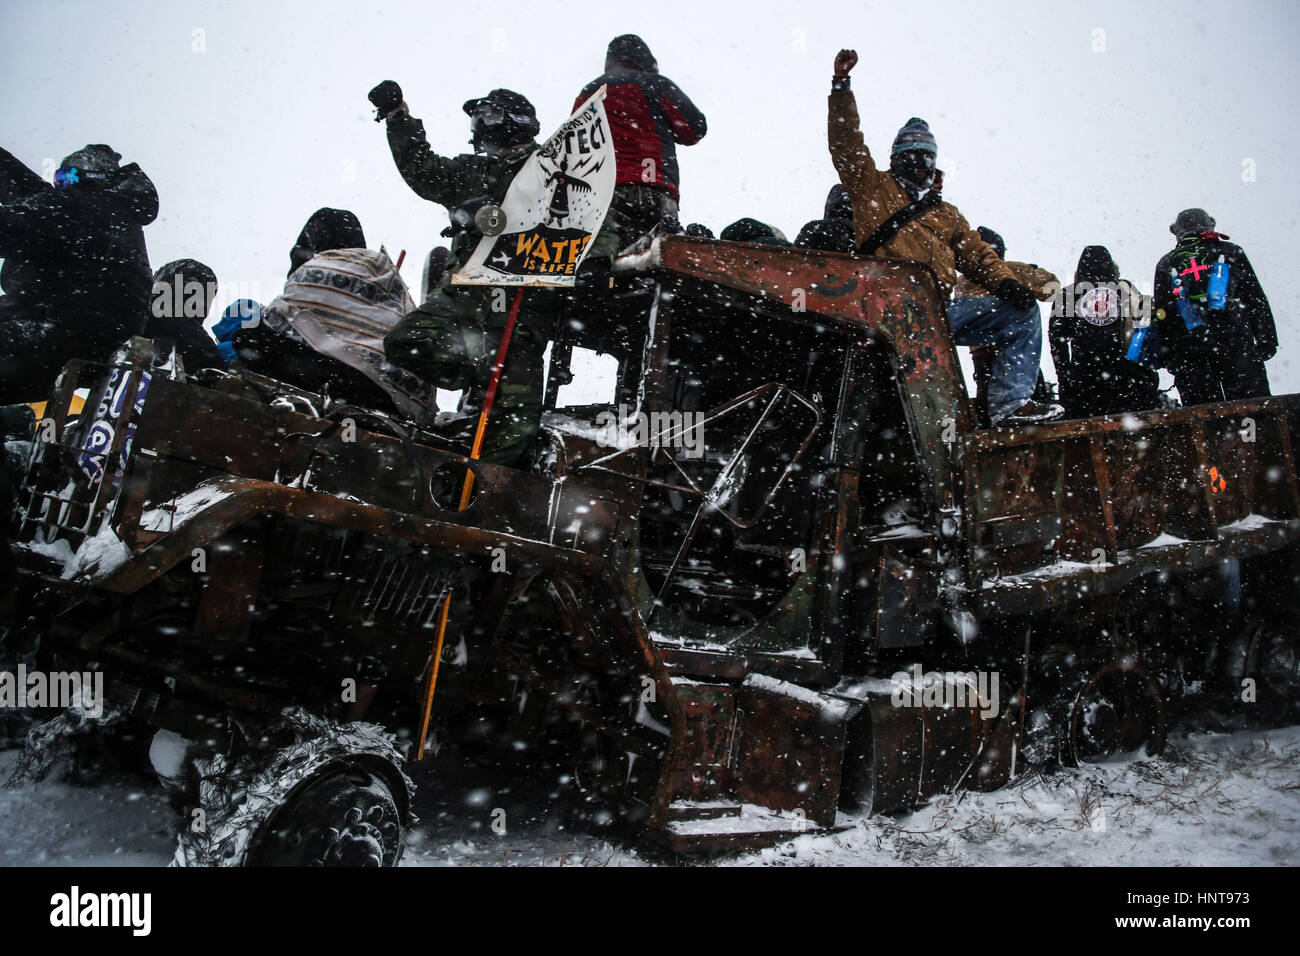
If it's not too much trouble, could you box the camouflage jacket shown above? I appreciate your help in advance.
[384,110,536,269]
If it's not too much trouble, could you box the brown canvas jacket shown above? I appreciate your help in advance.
[829,89,1019,300]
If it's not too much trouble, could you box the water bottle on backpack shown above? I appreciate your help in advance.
[1206,255,1229,311]
[1126,323,1151,364]
[1169,267,1203,331]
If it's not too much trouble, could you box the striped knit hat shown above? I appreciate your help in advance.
[891,118,937,156]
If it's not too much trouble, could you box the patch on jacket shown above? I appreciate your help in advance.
[1078,286,1121,326]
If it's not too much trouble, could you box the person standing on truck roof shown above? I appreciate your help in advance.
[1050,245,1160,419]
[1153,208,1276,406]
[573,34,707,279]
[0,144,158,405]
[953,227,1062,425]
[369,81,556,466]
[827,51,1061,426]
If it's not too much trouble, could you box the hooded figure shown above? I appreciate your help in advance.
[0,144,158,403]
[1049,245,1159,419]
[575,35,706,204]
[289,208,366,277]
[573,35,708,267]
[146,258,225,371]
[1153,208,1275,406]
[721,218,790,246]
[795,184,857,253]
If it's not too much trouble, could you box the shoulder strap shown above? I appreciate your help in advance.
[857,190,941,256]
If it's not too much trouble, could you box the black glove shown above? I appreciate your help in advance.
[368,80,403,122]
[995,279,1037,312]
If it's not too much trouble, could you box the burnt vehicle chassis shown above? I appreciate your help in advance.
[5,236,1300,861]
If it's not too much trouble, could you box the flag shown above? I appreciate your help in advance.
[452,87,615,287]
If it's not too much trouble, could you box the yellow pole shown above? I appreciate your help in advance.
[414,289,525,759]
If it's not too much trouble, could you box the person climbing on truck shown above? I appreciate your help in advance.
[827,51,1061,426]
[369,81,556,466]
[1153,208,1276,406]
[953,226,1061,425]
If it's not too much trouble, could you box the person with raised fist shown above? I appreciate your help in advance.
[827,50,1060,426]
[369,80,555,465]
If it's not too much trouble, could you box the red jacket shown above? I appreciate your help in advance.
[574,36,706,201]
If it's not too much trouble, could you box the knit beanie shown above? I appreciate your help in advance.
[891,118,937,156]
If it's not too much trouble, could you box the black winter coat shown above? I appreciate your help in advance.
[0,146,158,343]
[1153,235,1276,370]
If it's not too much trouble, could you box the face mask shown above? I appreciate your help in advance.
[469,107,535,154]
[891,150,937,191]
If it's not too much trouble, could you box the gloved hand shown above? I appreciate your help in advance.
[995,279,1037,312]
[368,81,404,122]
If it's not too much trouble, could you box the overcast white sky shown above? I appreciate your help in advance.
[3,0,1298,391]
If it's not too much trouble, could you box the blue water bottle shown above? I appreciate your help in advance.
[1206,255,1229,310]
[1126,324,1149,364]
[1170,268,1203,331]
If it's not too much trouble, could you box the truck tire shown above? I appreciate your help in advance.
[172,708,413,867]
[247,765,404,867]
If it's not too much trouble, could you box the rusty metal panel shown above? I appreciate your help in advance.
[1100,430,1165,551]
[730,676,852,827]
[875,550,938,649]
[668,681,738,803]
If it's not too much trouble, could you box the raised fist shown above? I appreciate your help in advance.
[834,50,858,77]
[368,80,403,121]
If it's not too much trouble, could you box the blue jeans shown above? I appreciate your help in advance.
[946,295,1043,421]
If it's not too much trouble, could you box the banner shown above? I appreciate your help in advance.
[452,86,615,287]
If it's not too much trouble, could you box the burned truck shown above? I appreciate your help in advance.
[4,236,1299,862]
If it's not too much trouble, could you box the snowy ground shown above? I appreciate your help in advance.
[2,724,1297,867]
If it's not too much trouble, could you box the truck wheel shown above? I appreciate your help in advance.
[172,709,413,867]
[1065,663,1165,766]
[247,765,403,867]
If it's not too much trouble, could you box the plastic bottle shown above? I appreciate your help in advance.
[1125,324,1149,364]
[1206,255,1229,310]
[1170,268,1202,331]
